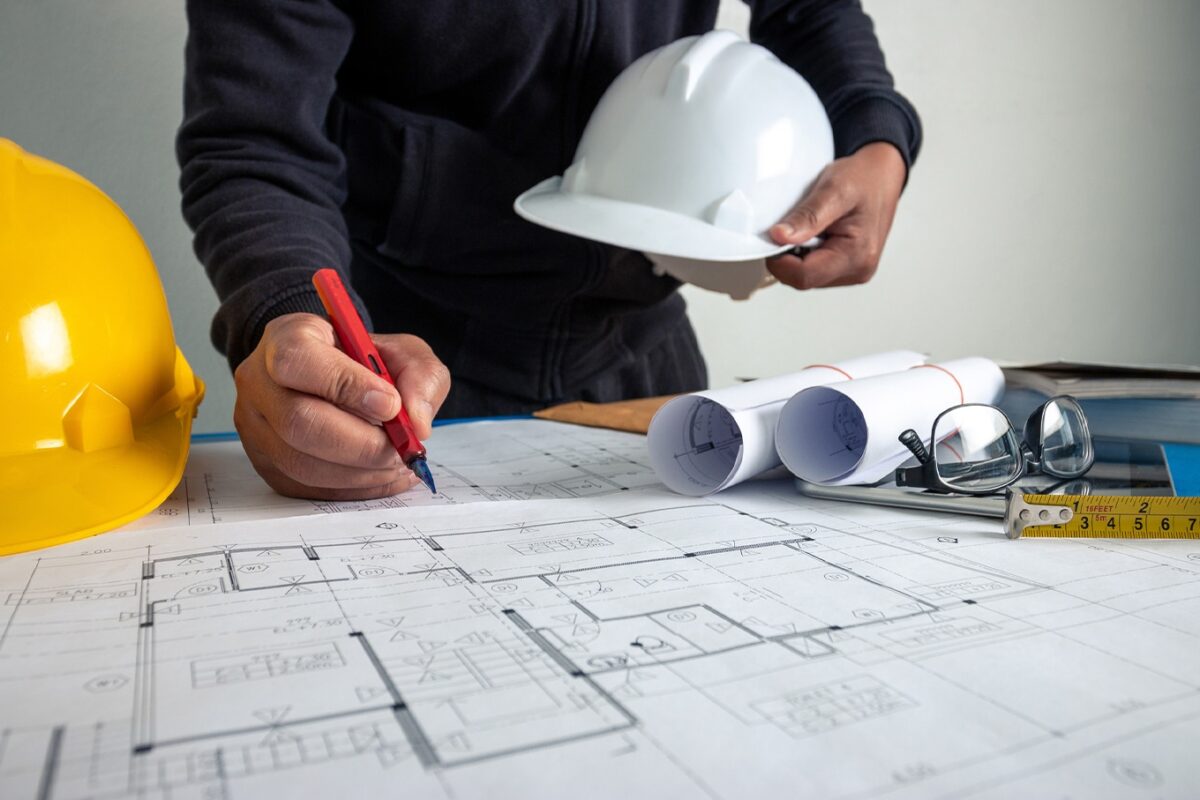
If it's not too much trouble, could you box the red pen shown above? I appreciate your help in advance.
[312,268,437,494]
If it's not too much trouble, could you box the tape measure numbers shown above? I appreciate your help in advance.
[1005,494,1200,539]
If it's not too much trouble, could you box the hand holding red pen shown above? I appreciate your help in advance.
[312,268,439,493]
[231,309,451,501]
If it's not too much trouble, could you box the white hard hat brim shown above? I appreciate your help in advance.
[514,177,792,263]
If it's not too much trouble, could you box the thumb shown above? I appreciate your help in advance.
[769,178,853,245]
[264,316,402,422]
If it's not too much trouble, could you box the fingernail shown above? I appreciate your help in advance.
[364,390,398,419]
[776,222,796,238]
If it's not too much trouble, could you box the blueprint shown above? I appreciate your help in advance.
[123,420,661,529]
[3,422,1200,799]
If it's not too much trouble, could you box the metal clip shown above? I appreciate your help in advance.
[1004,491,1075,539]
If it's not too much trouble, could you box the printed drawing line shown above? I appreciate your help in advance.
[483,538,813,584]
[426,505,714,540]
[442,723,639,770]
[0,558,38,654]
[138,705,396,752]
[132,627,152,752]
[204,473,218,525]
[35,725,64,800]
[503,609,639,730]
[781,541,940,612]
[235,578,352,593]
[351,632,438,769]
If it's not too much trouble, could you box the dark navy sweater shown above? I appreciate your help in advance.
[177,0,921,410]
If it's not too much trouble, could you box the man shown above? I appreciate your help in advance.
[177,1,921,501]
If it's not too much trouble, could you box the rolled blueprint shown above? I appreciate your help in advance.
[647,350,926,495]
[776,357,1005,486]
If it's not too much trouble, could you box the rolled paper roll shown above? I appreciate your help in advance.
[775,357,1005,486]
[647,350,926,495]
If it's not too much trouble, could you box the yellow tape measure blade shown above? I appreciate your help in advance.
[1007,494,1200,539]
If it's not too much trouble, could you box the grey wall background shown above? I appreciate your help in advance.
[2,1,1198,434]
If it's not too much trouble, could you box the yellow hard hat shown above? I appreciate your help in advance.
[0,139,204,555]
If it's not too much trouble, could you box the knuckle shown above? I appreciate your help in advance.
[263,468,311,499]
[380,476,416,498]
[327,365,363,409]
[428,361,452,395]
[355,431,394,468]
[791,205,820,231]
[827,180,853,207]
[813,169,839,196]
[262,316,287,338]
[841,220,868,240]
[250,461,288,492]
[279,398,323,449]
[233,355,260,391]
[266,312,320,337]
[233,363,249,391]
[265,338,310,387]
[395,333,428,353]
[851,246,882,283]
[232,404,250,437]
[863,244,883,269]
[387,477,416,496]
[276,447,315,485]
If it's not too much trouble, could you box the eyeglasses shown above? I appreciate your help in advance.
[894,395,1094,495]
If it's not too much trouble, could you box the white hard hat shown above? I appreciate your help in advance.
[514,30,834,263]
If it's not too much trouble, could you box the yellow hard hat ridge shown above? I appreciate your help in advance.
[0,139,204,555]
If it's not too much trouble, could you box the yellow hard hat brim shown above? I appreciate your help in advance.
[0,378,205,557]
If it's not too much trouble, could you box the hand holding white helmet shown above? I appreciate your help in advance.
[515,30,834,297]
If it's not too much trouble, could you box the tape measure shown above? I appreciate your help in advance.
[1005,493,1200,539]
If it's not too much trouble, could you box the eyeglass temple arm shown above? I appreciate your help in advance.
[895,429,938,488]
[899,429,930,463]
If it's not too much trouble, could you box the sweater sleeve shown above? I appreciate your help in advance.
[176,0,368,371]
[746,0,922,172]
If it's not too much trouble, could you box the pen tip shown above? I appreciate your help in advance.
[409,458,437,494]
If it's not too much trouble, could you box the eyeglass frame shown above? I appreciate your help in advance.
[894,395,1095,496]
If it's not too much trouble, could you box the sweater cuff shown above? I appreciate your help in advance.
[829,91,923,177]
[215,268,375,372]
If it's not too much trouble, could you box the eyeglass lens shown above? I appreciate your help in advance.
[1036,398,1091,477]
[931,406,1022,492]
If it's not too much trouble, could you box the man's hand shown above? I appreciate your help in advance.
[767,142,908,290]
[233,312,451,500]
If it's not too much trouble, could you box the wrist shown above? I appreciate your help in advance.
[852,142,908,193]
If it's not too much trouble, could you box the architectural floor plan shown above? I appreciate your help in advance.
[2,421,1199,798]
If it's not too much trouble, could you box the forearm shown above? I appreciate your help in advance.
[176,0,362,370]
